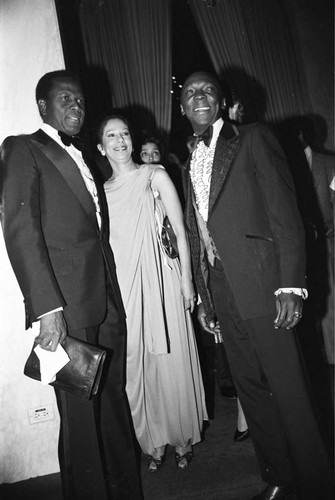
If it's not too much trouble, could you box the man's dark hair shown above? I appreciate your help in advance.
[35,70,82,103]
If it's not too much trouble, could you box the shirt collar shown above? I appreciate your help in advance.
[40,122,64,147]
[209,117,224,147]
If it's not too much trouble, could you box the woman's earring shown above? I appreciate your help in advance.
[101,150,105,156]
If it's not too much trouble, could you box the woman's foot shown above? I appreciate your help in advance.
[146,445,166,472]
[147,455,165,472]
[235,399,249,442]
[234,428,250,442]
[175,450,193,469]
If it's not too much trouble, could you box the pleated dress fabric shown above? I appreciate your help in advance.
[104,164,208,456]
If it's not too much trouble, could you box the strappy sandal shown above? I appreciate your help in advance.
[175,451,193,469]
[147,455,165,472]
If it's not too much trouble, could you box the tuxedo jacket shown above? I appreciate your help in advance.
[0,129,125,330]
[182,121,306,321]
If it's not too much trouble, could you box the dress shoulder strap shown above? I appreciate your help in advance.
[148,164,165,195]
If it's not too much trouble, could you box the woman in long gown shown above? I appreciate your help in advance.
[138,132,249,443]
[97,114,208,472]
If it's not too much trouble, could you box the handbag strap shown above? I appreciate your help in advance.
[148,166,173,269]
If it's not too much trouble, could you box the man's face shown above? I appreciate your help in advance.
[229,101,244,124]
[38,77,85,136]
[180,72,223,134]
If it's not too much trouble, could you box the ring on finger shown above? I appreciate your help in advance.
[293,311,302,318]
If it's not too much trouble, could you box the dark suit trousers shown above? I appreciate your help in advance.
[209,260,334,500]
[56,285,143,500]
[215,341,235,390]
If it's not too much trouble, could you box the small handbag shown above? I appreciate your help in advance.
[161,215,178,259]
[24,336,107,401]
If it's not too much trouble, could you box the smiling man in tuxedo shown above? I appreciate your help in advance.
[180,71,334,500]
[0,70,143,500]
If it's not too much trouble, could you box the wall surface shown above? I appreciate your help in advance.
[0,0,64,483]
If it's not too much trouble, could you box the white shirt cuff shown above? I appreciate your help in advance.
[274,288,308,299]
[37,307,63,319]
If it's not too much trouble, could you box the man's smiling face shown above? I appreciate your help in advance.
[38,77,85,136]
[180,72,224,135]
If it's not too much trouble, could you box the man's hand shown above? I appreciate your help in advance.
[274,292,303,330]
[35,311,67,352]
[197,303,221,336]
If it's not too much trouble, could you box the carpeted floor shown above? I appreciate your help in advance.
[1,344,333,500]
[0,363,266,500]
[140,388,264,500]
[0,393,265,500]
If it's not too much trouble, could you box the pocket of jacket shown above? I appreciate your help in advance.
[245,234,273,242]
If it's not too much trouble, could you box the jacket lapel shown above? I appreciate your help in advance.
[183,167,194,231]
[208,122,240,220]
[31,130,99,231]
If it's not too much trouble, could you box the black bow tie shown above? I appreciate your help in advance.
[58,131,83,151]
[187,126,213,153]
[198,125,213,146]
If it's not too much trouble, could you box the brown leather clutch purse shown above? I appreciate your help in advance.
[24,336,106,401]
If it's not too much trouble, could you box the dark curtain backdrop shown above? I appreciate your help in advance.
[79,0,172,139]
[76,0,333,148]
[188,0,310,123]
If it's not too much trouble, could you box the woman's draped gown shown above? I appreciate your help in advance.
[105,164,207,456]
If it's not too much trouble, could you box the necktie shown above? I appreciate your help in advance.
[187,125,213,152]
[58,131,83,151]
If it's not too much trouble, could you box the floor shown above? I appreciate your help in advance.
[0,343,333,500]
[0,394,265,500]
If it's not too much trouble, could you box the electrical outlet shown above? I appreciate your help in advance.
[28,404,54,424]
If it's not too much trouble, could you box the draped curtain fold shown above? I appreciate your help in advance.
[79,0,172,136]
[188,0,311,123]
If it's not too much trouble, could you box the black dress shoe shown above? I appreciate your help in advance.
[219,386,237,399]
[233,428,250,442]
[251,484,296,500]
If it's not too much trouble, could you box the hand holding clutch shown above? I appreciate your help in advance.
[24,336,106,400]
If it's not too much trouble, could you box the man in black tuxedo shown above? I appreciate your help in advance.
[0,70,143,500]
[180,71,333,500]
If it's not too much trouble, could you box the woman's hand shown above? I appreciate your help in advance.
[181,276,196,313]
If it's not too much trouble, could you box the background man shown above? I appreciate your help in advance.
[180,71,333,500]
[297,121,334,366]
[0,70,142,500]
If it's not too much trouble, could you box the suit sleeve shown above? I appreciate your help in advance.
[0,136,66,325]
[251,124,306,287]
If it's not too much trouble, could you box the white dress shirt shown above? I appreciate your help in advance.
[190,118,223,222]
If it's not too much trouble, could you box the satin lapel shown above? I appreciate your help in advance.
[31,130,98,231]
[89,155,108,236]
[208,122,241,220]
[182,161,195,231]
